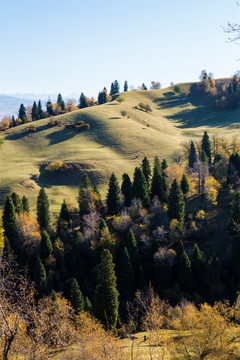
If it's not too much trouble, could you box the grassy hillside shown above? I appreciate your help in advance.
[1,82,240,214]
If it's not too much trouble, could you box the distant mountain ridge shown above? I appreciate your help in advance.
[0,94,79,118]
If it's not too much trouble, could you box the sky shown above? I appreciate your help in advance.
[1,0,240,98]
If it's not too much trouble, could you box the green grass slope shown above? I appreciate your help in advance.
[1,82,240,214]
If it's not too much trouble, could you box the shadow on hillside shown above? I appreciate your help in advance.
[37,165,103,187]
[166,106,240,129]
[5,130,27,140]
[153,93,188,109]
[6,124,50,141]
[46,128,78,145]
[0,186,11,206]
[109,117,121,120]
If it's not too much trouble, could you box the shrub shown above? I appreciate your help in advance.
[116,96,125,104]
[120,110,127,118]
[174,85,181,93]
[48,119,61,127]
[27,124,37,132]
[45,161,83,173]
[138,103,152,113]
[75,123,90,131]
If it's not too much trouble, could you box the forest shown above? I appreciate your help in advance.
[2,124,240,358]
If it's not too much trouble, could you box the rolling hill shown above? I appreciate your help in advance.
[1,82,240,215]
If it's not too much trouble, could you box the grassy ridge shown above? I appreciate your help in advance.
[1,82,240,214]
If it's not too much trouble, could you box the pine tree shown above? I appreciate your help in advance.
[121,173,132,207]
[12,115,16,127]
[141,83,147,90]
[34,256,47,294]
[189,141,197,168]
[201,131,211,164]
[46,99,55,116]
[37,187,51,231]
[228,83,234,95]
[22,196,30,212]
[11,192,22,214]
[3,196,18,251]
[141,156,151,186]
[79,93,88,108]
[38,100,44,119]
[84,296,92,313]
[124,80,128,92]
[94,249,119,331]
[191,243,205,287]
[154,156,161,171]
[200,149,207,163]
[57,199,70,232]
[167,179,185,226]
[151,162,166,202]
[178,250,193,292]
[126,229,144,288]
[114,80,120,94]
[3,237,12,261]
[70,278,84,314]
[98,91,107,104]
[180,174,189,196]
[18,103,27,123]
[57,93,66,111]
[110,80,120,95]
[40,230,53,260]
[79,173,91,192]
[119,247,135,298]
[31,101,39,121]
[106,173,121,215]
[161,159,168,171]
[110,83,115,96]
[132,167,150,208]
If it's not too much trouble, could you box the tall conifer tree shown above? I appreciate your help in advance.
[141,157,151,186]
[3,196,18,251]
[37,187,51,231]
[132,167,150,207]
[189,141,197,168]
[106,173,121,215]
[151,163,166,202]
[22,196,30,212]
[121,173,132,207]
[11,192,22,215]
[34,256,47,294]
[167,179,185,226]
[94,249,119,331]
[79,93,88,108]
[18,103,27,123]
[31,101,39,121]
[180,174,190,196]
[38,100,44,119]
[70,278,84,314]
[40,230,53,260]
[201,131,211,164]
[119,247,135,298]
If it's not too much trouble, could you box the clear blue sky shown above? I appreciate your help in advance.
[1,0,240,98]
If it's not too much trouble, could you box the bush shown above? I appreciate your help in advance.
[75,123,90,131]
[27,124,37,132]
[45,161,83,173]
[48,119,61,127]
[174,85,181,93]
[138,103,152,113]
